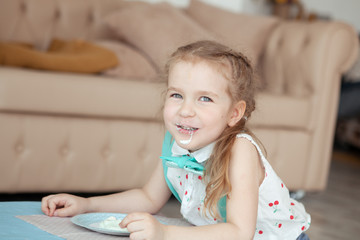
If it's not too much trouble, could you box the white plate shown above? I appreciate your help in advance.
[71,213,130,236]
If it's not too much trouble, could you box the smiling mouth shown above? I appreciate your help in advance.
[176,124,199,134]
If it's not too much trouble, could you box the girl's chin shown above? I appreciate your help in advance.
[176,139,201,152]
[174,135,191,146]
[178,144,197,152]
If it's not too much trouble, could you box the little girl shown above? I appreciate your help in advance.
[42,40,311,240]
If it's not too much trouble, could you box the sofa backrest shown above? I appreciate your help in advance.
[0,0,125,50]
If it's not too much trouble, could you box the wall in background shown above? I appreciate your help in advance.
[301,0,360,32]
[136,0,360,32]
[238,0,360,33]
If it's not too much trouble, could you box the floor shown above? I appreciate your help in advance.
[158,148,360,240]
[300,149,360,240]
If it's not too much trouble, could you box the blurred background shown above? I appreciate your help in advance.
[0,0,359,239]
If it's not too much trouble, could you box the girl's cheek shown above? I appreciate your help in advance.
[163,107,172,124]
[163,102,175,114]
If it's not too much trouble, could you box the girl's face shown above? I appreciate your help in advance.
[163,60,242,151]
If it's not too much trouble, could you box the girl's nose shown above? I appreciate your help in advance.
[179,101,195,118]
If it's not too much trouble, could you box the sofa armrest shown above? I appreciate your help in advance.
[262,20,359,97]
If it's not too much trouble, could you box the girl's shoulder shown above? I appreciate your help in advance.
[230,133,266,189]
[230,133,263,167]
[235,133,266,160]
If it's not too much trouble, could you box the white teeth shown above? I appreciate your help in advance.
[176,124,197,131]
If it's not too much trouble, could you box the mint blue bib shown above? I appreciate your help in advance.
[161,131,227,221]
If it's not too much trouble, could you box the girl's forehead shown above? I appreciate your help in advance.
[169,60,220,80]
[168,60,233,96]
[170,59,232,78]
[169,60,232,91]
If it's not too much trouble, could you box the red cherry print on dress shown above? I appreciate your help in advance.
[274,222,282,228]
[291,202,295,206]
[290,215,294,220]
[259,230,263,234]
[180,181,182,186]
[302,226,306,231]
[185,190,188,195]
[186,174,188,179]
[281,183,284,188]
[269,200,280,213]
[198,176,202,180]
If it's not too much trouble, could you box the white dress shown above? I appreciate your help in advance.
[165,133,311,239]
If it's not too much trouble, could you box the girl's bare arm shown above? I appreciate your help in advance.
[42,160,172,217]
[88,160,172,214]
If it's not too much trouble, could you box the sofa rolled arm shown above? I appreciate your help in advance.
[262,20,359,97]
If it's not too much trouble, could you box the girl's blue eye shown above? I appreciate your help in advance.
[170,93,182,99]
[200,96,212,102]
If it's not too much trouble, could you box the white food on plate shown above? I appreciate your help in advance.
[98,216,128,232]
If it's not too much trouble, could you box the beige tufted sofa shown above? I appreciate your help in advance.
[0,0,358,194]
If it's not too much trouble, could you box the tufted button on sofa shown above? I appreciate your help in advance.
[0,0,358,193]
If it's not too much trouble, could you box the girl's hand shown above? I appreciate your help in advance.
[41,193,89,217]
[120,212,166,240]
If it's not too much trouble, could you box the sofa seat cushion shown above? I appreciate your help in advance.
[250,92,312,130]
[0,67,165,120]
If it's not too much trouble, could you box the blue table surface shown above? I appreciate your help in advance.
[0,201,63,240]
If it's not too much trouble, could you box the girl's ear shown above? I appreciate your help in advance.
[227,100,246,127]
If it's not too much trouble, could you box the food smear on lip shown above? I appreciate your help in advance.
[180,131,193,145]
[176,124,197,145]
[98,216,129,232]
